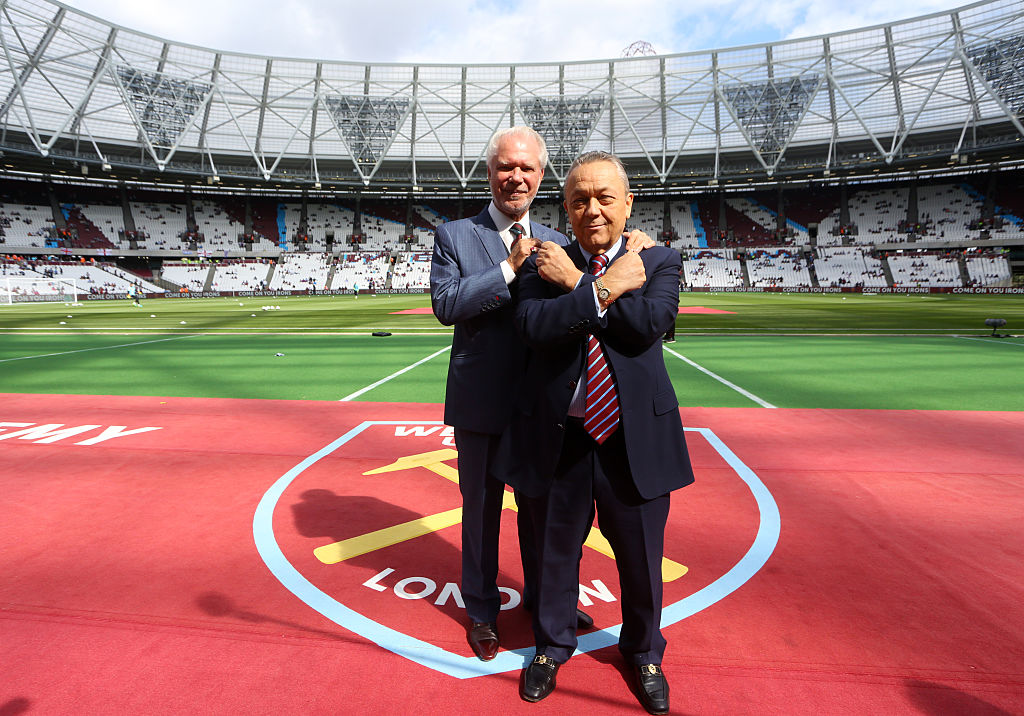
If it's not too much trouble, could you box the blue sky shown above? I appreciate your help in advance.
[65,0,961,63]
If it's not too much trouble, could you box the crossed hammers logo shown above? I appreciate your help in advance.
[313,448,687,583]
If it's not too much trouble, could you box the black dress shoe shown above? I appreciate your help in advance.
[521,654,560,702]
[633,663,669,714]
[467,622,499,661]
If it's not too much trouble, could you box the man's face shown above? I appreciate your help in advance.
[487,134,545,220]
[563,160,633,255]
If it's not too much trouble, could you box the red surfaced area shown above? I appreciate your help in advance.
[678,306,736,314]
[389,307,435,314]
[1,394,1022,715]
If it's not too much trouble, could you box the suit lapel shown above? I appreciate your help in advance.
[604,242,628,267]
[567,242,587,272]
[472,209,508,266]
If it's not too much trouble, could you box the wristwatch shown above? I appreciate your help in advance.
[595,277,611,302]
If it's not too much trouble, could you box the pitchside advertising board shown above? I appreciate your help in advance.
[254,419,780,679]
[17,286,1020,301]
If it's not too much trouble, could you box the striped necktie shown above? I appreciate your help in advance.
[584,253,619,444]
[508,222,525,253]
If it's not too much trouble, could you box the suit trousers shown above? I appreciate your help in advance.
[518,419,670,665]
[454,427,537,623]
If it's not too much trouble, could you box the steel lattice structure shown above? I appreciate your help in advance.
[1,0,1024,193]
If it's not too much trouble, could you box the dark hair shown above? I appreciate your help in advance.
[565,151,630,195]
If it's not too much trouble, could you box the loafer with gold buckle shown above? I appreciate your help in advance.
[521,654,560,702]
[634,663,669,714]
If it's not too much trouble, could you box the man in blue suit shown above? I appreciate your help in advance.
[430,126,570,662]
[495,151,694,714]
[431,128,652,662]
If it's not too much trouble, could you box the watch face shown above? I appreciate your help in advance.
[598,287,611,300]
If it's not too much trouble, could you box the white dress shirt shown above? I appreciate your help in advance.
[487,201,531,286]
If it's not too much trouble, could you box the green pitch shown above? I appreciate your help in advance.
[1,293,1022,411]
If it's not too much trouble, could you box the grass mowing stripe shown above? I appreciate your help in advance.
[663,345,777,409]
[0,334,198,363]
[340,345,451,401]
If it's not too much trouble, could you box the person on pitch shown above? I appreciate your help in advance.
[495,151,695,714]
[430,128,655,662]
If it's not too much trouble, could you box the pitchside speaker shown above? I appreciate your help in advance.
[985,318,1007,337]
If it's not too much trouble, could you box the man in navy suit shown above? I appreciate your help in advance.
[431,128,653,662]
[429,126,570,662]
[495,151,694,714]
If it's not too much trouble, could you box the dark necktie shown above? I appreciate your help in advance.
[508,222,525,254]
[583,253,619,444]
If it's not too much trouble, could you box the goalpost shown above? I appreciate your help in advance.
[1,275,80,305]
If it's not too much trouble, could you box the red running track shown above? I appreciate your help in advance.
[0,394,1022,715]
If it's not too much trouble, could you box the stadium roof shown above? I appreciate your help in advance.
[1,0,1024,194]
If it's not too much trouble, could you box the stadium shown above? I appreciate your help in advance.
[1,0,1023,713]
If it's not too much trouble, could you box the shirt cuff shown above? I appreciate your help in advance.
[500,259,516,285]
[592,284,608,317]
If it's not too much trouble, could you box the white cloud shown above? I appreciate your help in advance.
[63,0,962,64]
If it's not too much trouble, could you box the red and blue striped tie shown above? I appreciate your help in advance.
[584,253,619,444]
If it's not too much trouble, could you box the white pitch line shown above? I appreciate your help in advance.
[340,345,451,401]
[663,345,777,409]
[955,335,1024,347]
[0,334,199,364]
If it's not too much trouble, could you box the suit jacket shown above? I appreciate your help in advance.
[430,207,568,435]
[495,242,695,500]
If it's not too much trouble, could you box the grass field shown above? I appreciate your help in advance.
[2,292,1023,410]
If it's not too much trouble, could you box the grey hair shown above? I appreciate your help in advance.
[565,151,630,195]
[485,126,549,168]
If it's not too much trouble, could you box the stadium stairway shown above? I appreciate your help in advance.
[957,255,971,285]
[265,262,277,287]
[881,257,895,286]
[202,266,216,292]
[740,259,751,287]
[807,259,820,288]
[325,260,338,289]
[149,273,183,292]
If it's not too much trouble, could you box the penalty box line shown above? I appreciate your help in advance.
[663,345,776,409]
[340,345,452,401]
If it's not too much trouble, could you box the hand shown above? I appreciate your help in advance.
[623,229,656,253]
[506,237,542,274]
[599,250,645,307]
[535,241,583,291]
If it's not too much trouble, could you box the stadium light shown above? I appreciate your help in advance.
[102,162,111,171]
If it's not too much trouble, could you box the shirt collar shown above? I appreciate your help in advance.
[488,201,530,236]
[579,237,623,266]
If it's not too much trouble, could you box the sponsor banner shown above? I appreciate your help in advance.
[71,288,431,301]
[681,286,1023,294]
